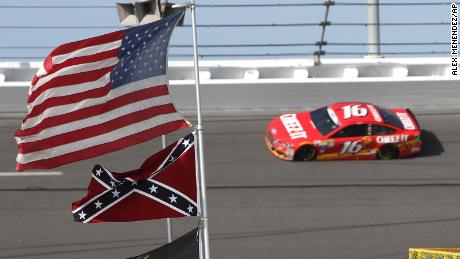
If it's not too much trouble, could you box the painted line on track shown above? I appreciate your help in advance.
[0,171,63,176]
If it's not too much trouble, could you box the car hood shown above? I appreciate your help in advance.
[267,112,324,144]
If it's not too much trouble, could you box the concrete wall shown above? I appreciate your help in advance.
[0,57,456,87]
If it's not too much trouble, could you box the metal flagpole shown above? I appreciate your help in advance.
[162,0,172,243]
[190,1,211,259]
[162,135,173,243]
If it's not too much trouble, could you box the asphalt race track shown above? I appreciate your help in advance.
[1,110,460,258]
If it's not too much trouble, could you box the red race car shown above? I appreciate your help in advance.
[265,102,422,161]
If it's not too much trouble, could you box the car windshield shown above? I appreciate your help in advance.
[310,106,339,136]
[377,106,404,129]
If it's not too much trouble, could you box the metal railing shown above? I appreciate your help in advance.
[0,1,453,61]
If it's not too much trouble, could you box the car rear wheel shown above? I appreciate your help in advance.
[377,144,399,160]
[294,145,316,161]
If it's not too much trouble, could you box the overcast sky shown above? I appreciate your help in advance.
[0,0,453,60]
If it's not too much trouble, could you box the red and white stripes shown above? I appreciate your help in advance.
[15,29,189,171]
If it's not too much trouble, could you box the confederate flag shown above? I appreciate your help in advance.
[72,133,199,223]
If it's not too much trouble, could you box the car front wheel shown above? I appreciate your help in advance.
[294,145,316,161]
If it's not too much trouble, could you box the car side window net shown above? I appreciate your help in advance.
[371,124,396,135]
[331,124,368,138]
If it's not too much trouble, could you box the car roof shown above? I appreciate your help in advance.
[328,102,385,126]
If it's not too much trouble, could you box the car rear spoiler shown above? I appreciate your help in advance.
[406,108,420,129]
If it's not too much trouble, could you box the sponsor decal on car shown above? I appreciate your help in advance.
[313,140,335,153]
[376,135,409,144]
[367,104,382,122]
[279,114,308,140]
[396,112,416,130]
[411,146,421,153]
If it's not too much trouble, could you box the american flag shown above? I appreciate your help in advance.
[15,11,190,172]
[72,133,199,223]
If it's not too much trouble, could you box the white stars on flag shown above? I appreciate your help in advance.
[95,200,103,209]
[95,168,103,176]
[112,189,120,198]
[182,139,191,148]
[169,194,178,203]
[79,211,86,220]
[149,184,158,193]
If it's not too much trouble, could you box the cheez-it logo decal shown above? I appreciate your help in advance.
[376,135,409,144]
[280,114,308,140]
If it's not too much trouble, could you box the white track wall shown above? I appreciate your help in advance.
[0,57,456,87]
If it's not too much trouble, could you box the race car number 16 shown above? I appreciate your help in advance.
[342,105,368,119]
[340,140,363,154]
